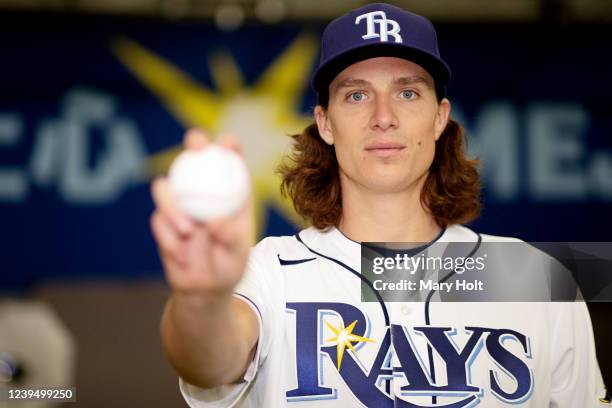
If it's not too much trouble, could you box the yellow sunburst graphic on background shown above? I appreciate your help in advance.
[110,34,318,235]
[324,319,376,370]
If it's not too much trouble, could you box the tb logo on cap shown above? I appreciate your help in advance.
[355,11,402,43]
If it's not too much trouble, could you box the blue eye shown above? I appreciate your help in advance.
[349,92,365,102]
[401,90,416,99]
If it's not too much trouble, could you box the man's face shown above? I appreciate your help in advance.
[315,57,450,195]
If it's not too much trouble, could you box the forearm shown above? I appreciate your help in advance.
[161,292,258,388]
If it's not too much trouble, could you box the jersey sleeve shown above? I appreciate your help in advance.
[179,237,282,408]
[549,302,607,407]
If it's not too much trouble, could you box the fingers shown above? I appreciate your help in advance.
[184,128,243,155]
[216,133,242,154]
[151,212,214,291]
[151,177,194,235]
[207,198,253,250]
[184,128,210,150]
[150,211,185,265]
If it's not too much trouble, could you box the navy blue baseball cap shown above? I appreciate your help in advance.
[312,3,451,101]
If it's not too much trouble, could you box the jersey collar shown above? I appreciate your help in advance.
[297,225,479,273]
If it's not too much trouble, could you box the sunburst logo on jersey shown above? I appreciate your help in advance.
[110,34,318,235]
[324,319,376,370]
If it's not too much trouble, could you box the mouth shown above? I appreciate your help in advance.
[364,142,406,157]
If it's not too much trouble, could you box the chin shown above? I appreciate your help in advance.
[363,177,413,194]
[360,166,428,193]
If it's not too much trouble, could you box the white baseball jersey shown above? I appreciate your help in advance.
[179,225,607,407]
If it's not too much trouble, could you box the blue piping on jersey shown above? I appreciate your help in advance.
[423,233,482,405]
[294,233,391,328]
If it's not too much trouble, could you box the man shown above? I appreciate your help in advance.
[150,3,605,407]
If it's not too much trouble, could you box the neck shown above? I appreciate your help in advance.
[338,175,441,243]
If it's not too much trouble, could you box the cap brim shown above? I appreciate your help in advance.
[312,43,451,95]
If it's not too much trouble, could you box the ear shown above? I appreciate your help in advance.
[434,98,451,141]
[314,105,334,145]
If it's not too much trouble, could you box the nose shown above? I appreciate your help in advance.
[369,96,398,131]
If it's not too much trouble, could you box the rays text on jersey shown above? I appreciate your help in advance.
[286,302,533,407]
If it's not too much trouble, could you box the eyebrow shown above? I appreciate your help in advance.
[333,76,432,91]
[394,76,431,87]
[333,78,369,90]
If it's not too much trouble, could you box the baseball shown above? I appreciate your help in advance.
[168,144,250,221]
